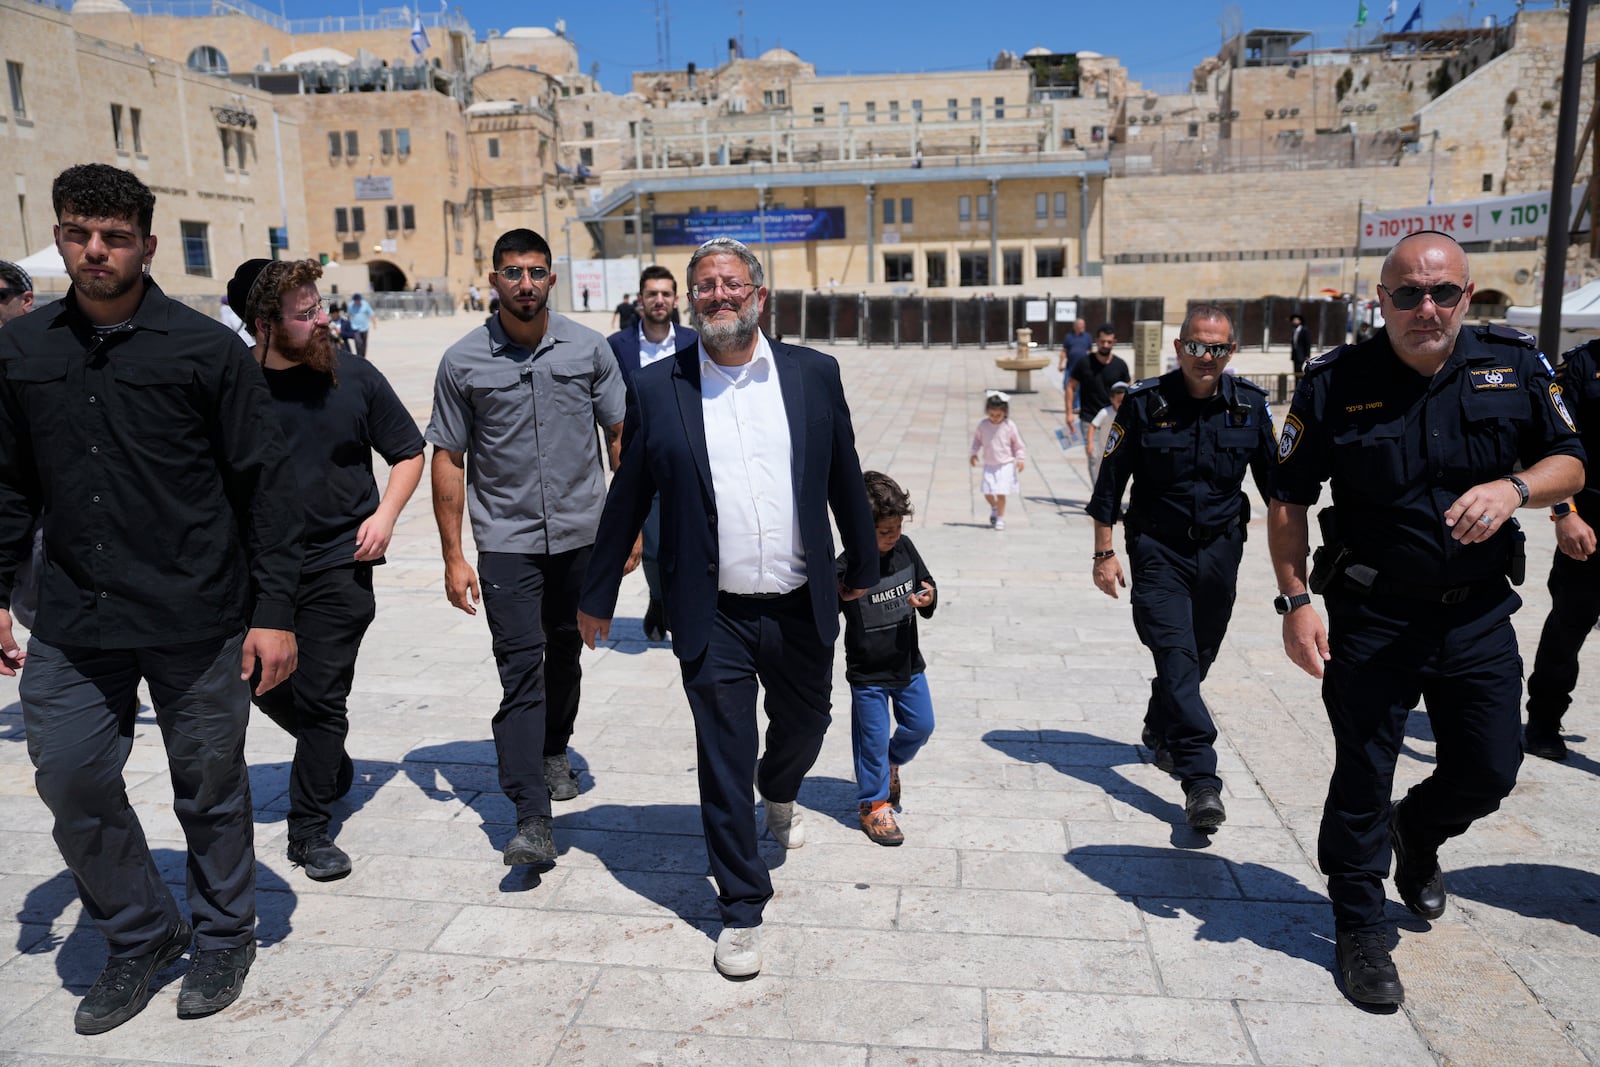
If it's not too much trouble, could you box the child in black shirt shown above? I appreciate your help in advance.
[838,471,937,845]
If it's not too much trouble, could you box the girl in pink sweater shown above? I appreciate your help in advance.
[969,390,1027,530]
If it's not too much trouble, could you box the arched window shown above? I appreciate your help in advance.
[186,46,229,76]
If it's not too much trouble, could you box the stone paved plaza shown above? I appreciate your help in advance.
[1,310,1598,1065]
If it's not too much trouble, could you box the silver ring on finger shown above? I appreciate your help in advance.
[1478,514,1493,526]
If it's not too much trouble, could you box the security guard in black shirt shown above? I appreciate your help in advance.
[1525,338,1600,759]
[1267,231,1585,1008]
[1088,304,1276,831]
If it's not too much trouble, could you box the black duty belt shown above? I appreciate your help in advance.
[1347,572,1496,605]
[1125,511,1242,543]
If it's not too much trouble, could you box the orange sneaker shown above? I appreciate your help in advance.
[887,765,902,807]
[859,801,904,846]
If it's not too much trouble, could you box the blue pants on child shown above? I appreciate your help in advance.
[850,673,936,804]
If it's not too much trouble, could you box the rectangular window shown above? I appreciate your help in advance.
[958,251,989,287]
[947,98,958,121]
[865,101,876,123]
[402,204,415,230]
[1002,248,1022,285]
[328,131,342,158]
[234,131,248,169]
[1035,192,1048,219]
[344,130,358,157]
[342,240,361,259]
[763,90,774,106]
[1091,125,1105,142]
[839,102,849,123]
[971,97,981,120]
[926,251,947,288]
[900,197,913,223]
[385,205,399,231]
[111,104,124,150]
[889,100,899,123]
[1187,121,1200,138]
[583,120,595,138]
[268,226,288,256]
[6,61,24,118]
[977,196,990,222]
[380,128,394,155]
[335,207,349,232]
[883,198,895,225]
[351,206,366,232]
[624,218,635,235]
[488,137,500,159]
[883,253,913,282]
[396,128,410,156]
[219,127,232,168]
[1483,173,1494,192]
[958,195,971,222]
[1036,248,1065,277]
[1062,127,1076,144]
[776,90,786,105]
[812,104,825,125]
[1054,191,1067,218]
[131,108,143,153]
[480,191,492,220]
[180,220,211,277]
[994,96,1005,119]
[912,99,922,118]
[579,146,594,166]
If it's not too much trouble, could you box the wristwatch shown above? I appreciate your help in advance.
[1274,592,1312,615]
[1553,501,1574,519]
[1504,475,1531,508]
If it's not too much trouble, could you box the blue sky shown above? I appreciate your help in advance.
[340,0,1539,94]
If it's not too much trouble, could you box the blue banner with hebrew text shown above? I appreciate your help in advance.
[652,208,846,247]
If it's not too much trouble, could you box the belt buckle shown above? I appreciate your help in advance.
[1187,525,1203,540]
[1440,585,1471,605]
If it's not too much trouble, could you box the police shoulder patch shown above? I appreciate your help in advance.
[1551,382,1578,433]
[1126,378,1161,396]
[1302,345,1346,376]
[1103,420,1125,457]
[1479,323,1538,348]
[1233,376,1268,395]
[1278,412,1304,464]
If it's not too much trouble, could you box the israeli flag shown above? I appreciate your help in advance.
[410,15,430,54]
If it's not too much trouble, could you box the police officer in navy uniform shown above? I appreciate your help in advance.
[1088,303,1276,831]
[1525,338,1600,760]
[1267,231,1585,1007]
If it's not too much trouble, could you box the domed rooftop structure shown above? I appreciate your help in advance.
[73,0,132,13]
[758,46,802,63]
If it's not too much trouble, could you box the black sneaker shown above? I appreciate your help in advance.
[287,834,353,881]
[333,753,356,800]
[74,920,192,1035]
[544,753,580,802]
[1524,723,1569,761]
[1184,786,1227,832]
[1336,927,1404,1006]
[1141,725,1175,774]
[1389,799,1446,919]
[177,943,256,1018]
[503,816,556,867]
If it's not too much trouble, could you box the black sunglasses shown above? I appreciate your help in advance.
[1379,283,1465,311]
[1179,340,1234,360]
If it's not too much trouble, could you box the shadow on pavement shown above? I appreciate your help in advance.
[16,849,297,990]
[984,727,1214,849]
[595,615,670,655]
[1449,862,1600,938]
[555,802,720,928]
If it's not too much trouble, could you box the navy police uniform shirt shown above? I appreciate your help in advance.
[1557,339,1600,523]
[1087,370,1277,535]
[1270,324,1584,586]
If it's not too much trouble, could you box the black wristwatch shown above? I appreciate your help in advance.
[1505,475,1530,508]
[1553,501,1574,519]
[1274,592,1312,615]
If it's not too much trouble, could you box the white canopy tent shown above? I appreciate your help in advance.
[1506,279,1600,331]
[14,244,66,279]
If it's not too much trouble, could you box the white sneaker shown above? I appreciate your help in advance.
[994,518,1006,531]
[714,926,762,978]
[762,798,806,848]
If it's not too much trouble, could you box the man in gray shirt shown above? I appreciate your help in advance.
[427,228,627,866]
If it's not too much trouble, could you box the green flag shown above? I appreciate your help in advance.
[1356,0,1369,25]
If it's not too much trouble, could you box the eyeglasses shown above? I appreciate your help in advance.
[285,299,326,322]
[1179,339,1234,360]
[495,265,550,284]
[689,280,755,300]
[0,289,22,304]
[1379,282,1465,311]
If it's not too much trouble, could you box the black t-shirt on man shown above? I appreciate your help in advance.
[1071,352,1132,416]
[261,351,424,573]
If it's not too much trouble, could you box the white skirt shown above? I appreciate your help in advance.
[981,461,1019,495]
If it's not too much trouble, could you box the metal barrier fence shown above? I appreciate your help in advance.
[1184,297,1346,351]
[369,292,456,319]
[771,293,1166,348]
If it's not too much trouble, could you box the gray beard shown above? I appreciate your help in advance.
[692,299,760,354]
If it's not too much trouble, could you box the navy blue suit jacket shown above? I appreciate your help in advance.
[579,337,877,662]
[606,324,698,392]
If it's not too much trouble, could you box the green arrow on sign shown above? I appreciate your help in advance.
[1491,209,1502,223]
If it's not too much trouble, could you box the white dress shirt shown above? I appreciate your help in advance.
[639,322,678,367]
[700,333,805,594]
